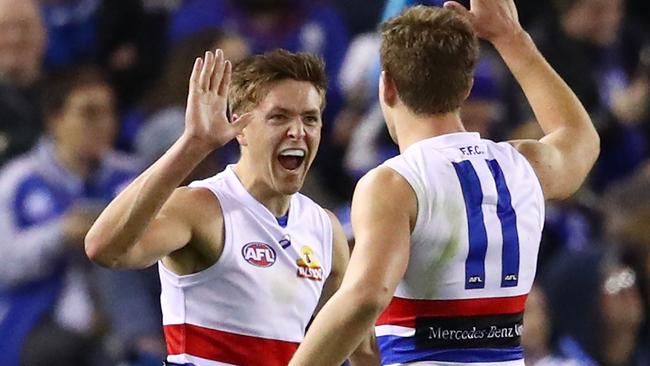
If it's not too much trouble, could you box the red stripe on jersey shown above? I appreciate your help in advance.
[164,323,299,365]
[376,295,528,327]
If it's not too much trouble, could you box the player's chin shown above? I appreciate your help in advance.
[280,174,306,193]
[273,161,309,192]
[274,174,306,195]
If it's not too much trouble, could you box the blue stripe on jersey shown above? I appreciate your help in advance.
[377,334,523,364]
[452,161,488,289]
[487,159,520,287]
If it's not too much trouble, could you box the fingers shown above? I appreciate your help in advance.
[198,51,216,91]
[193,49,228,94]
[231,112,254,133]
[218,60,232,97]
[443,1,471,19]
[505,0,520,23]
[189,57,202,90]
[210,49,226,94]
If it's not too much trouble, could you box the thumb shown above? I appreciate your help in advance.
[443,1,472,20]
[231,112,254,133]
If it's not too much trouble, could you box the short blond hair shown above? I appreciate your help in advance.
[230,49,327,115]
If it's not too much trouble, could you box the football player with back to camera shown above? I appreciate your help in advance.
[289,0,599,365]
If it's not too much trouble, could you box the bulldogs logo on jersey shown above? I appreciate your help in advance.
[242,242,276,267]
[296,246,324,281]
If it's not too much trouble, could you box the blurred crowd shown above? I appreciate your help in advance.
[0,0,648,365]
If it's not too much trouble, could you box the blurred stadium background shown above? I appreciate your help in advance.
[0,0,648,365]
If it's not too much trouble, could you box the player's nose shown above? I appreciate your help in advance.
[286,118,306,139]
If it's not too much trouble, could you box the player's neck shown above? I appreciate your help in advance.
[393,108,466,153]
[232,163,291,217]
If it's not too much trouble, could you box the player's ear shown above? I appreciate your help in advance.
[233,113,248,146]
[380,71,398,107]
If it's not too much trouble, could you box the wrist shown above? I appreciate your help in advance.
[492,30,540,75]
[177,134,216,160]
[491,29,531,54]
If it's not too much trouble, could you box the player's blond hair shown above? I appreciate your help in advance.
[230,49,327,116]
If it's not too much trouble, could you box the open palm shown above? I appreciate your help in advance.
[184,49,252,150]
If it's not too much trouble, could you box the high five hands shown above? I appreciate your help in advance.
[184,49,253,151]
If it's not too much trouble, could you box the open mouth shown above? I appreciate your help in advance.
[278,148,306,171]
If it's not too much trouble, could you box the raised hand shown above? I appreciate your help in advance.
[184,49,252,150]
[443,0,524,46]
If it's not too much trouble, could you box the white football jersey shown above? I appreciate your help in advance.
[159,166,333,366]
[376,133,544,366]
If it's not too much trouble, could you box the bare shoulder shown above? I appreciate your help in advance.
[356,165,413,197]
[508,139,555,164]
[354,166,417,229]
[176,185,224,235]
[162,186,226,273]
[163,186,222,221]
[507,139,561,199]
[356,166,416,208]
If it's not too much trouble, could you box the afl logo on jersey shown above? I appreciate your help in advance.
[242,242,277,267]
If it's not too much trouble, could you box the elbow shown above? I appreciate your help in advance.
[581,114,600,164]
[351,285,393,319]
[587,127,601,165]
[84,233,118,268]
[84,236,107,267]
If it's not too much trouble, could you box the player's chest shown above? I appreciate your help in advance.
[227,221,330,288]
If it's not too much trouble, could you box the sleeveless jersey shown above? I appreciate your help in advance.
[159,166,333,366]
[376,133,545,366]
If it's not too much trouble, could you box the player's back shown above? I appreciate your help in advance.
[376,132,544,365]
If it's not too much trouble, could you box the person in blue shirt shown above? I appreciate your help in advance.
[0,0,47,167]
[0,65,139,366]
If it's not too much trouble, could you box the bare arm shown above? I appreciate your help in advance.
[445,0,600,200]
[85,50,251,268]
[313,210,381,366]
[290,167,414,365]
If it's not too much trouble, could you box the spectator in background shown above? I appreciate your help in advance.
[0,0,46,167]
[543,249,645,366]
[38,0,102,69]
[510,0,650,191]
[603,168,650,364]
[97,0,172,110]
[0,66,137,366]
[501,0,649,271]
[460,56,505,139]
[38,0,174,152]
[326,32,383,204]
[522,286,578,366]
